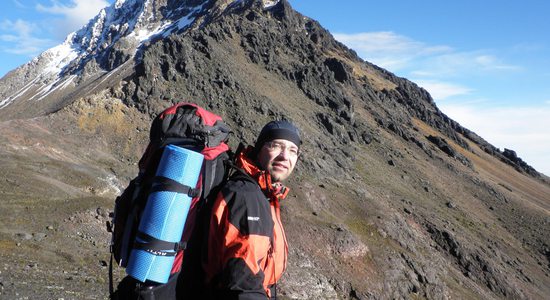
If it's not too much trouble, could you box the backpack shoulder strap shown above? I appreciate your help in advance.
[201,151,231,201]
[225,142,258,184]
[226,161,257,184]
[202,159,217,199]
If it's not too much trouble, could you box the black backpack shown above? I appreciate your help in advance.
[107,102,232,299]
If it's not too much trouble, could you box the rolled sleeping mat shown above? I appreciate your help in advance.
[126,144,204,283]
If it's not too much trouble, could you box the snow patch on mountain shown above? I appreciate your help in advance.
[262,0,280,8]
[43,39,80,75]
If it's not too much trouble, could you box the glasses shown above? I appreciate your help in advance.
[264,141,299,157]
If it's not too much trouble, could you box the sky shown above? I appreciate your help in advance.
[0,0,549,176]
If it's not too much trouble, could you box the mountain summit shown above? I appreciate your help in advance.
[0,0,549,299]
[0,0,279,117]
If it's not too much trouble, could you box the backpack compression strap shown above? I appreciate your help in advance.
[134,231,187,256]
[149,176,200,198]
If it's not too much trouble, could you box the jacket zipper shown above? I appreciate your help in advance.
[272,199,288,274]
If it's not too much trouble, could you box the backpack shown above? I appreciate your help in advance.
[107,102,232,299]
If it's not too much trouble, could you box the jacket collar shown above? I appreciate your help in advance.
[236,146,289,201]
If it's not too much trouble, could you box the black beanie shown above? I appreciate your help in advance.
[254,120,302,151]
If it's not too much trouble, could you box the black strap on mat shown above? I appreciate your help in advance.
[134,231,185,256]
[150,176,200,197]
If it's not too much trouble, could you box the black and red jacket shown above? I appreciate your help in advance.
[204,147,289,299]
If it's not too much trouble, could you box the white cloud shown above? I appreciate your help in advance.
[0,19,33,37]
[411,52,521,78]
[333,31,452,71]
[0,19,52,56]
[36,0,110,38]
[471,54,520,71]
[414,80,473,100]
[511,42,545,52]
[334,31,521,78]
[0,1,110,57]
[439,103,550,176]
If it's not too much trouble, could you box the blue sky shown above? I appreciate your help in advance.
[1,0,549,176]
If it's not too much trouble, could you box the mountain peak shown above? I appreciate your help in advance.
[0,0,283,112]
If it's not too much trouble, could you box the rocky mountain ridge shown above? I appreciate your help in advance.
[0,0,549,299]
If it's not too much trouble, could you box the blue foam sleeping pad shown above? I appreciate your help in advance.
[126,144,204,283]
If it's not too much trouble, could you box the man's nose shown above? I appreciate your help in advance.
[276,148,291,160]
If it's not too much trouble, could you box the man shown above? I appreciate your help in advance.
[204,120,301,299]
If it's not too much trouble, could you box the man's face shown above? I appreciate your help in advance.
[257,139,299,183]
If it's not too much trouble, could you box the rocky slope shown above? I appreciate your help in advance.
[1,0,549,299]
